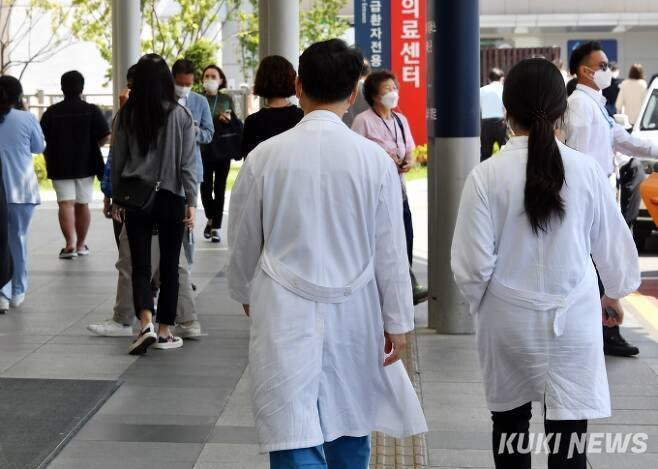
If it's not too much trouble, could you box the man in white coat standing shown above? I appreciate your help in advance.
[227,39,427,468]
[562,41,658,357]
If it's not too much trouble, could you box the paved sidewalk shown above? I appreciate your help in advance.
[3,181,658,469]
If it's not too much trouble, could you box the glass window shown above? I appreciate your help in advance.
[641,89,658,131]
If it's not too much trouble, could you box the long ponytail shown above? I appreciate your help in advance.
[502,58,568,235]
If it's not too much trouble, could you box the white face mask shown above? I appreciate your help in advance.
[203,80,220,93]
[592,68,613,91]
[380,90,399,109]
[175,85,192,98]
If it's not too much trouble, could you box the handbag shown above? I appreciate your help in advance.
[206,110,244,162]
[114,145,166,214]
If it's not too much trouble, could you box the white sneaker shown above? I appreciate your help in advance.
[0,297,8,314]
[128,324,157,355]
[152,335,183,350]
[211,229,221,243]
[87,318,133,337]
[10,293,25,308]
[175,320,202,339]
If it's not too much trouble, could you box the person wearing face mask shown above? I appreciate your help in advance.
[352,70,428,305]
[199,64,242,244]
[562,41,658,358]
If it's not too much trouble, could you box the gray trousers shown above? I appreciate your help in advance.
[112,225,198,325]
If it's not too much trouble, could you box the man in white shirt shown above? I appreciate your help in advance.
[480,68,507,161]
[562,41,658,357]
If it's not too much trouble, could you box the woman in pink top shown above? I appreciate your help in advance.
[351,70,427,305]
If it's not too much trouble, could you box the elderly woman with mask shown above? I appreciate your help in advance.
[351,70,427,305]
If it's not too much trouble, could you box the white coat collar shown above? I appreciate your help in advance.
[300,109,345,125]
[575,83,606,106]
[501,135,528,152]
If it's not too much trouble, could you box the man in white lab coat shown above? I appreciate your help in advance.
[562,41,658,357]
[227,39,426,468]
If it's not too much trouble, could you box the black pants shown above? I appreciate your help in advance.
[481,118,508,161]
[402,195,413,265]
[491,403,588,469]
[124,191,185,326]
[619,158,646,226]
[201,158,231,229]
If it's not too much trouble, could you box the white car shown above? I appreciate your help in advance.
[629,75,658,249]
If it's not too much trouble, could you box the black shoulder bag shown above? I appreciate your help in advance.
[114,147,165,214]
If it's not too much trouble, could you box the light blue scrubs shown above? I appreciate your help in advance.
[0,108,45,299]
[269,436,370,469]
[178,91,214,267]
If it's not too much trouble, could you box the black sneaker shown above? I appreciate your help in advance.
[128,324,157,355]
[603,325,640,357]
[203,223,212,240]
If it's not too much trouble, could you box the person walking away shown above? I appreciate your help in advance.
[616,64,648,125]
[561,41,658,357]
[228,39,427,468]
[200,64,240,243]
[111,54,197,354]
[351,70,428,305]
[480,67,507,161]
[0,76,45,314]
[240,55,304,159]
[41,71,111,259]
[452,57,640,469]
[89,64,200,340]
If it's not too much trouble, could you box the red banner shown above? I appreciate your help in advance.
[390,0,427,146]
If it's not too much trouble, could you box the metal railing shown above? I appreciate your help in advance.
[23,87,253,122]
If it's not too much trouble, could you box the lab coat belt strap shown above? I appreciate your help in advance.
[488,274,589,337]
[260,251,375,304]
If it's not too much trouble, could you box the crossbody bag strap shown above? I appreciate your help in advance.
[392,112,407,148]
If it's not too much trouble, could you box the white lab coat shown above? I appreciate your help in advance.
[562,84,658,176]
[227,110,427,452]
[451,136,640,420]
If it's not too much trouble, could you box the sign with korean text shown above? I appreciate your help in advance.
[355,0,391,70]
[391,0,426,145]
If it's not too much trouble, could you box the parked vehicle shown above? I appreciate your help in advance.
[632,76,658,250]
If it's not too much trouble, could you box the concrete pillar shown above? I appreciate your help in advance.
[259,0,299,68]
[427,0,480,333]
[112,0,141,112]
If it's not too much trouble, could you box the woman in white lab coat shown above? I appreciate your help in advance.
[451,58,640,469]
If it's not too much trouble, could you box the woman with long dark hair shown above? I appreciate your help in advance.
[0,76,45,314]
[451,58,640,469]
[111,54,197,354]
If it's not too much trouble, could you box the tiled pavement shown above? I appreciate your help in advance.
[3,181,658,468]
